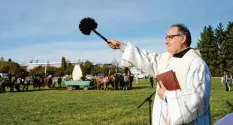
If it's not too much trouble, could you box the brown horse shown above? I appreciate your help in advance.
[107,74,115,88]
[95,74,115,90]
[95,76,109,90]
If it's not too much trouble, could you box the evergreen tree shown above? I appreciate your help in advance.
[222,22,233,72]
[226,22,233,35]
[61,57,67,70]
[197,25,218,75]
[8,58,12,73]
[8,58,12,62]
[215,22,226,74]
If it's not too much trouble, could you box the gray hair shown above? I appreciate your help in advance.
[170,24,192,47]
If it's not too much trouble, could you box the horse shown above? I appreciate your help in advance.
[107,74,115,89]
[32,76,41,90]
[95,76,109,90]
[114,73,134,90]
[114,73,124,90]
[23,76,32,91]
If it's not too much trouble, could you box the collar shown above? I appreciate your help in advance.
[173,47,191,58]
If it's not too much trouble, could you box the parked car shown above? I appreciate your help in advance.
[135,74,145,79]
[96,73,106,78]
[85,75,93,80]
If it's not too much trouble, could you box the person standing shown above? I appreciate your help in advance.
[134,75,139,84]
[15,77,21,92]
[149,76,154,88]
[222,71,230,91]
[57,76,62,88]
[107,24,212,125]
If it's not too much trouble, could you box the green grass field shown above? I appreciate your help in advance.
[0,78,232,125]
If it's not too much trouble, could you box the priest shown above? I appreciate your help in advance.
[107,24,212,125]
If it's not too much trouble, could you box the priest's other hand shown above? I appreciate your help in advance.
[107,40,125,50]
[158,81,167,100]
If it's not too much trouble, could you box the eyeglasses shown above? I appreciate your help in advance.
[165,34,182,40]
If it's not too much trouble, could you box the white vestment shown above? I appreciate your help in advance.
[120,43,212,125]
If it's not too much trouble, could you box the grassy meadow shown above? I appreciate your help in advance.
[0,78,233,125]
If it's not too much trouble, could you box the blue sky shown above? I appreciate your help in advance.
[0,0,233,65]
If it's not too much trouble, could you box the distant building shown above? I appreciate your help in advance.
[93,63,114,68]
[27,60,79,75]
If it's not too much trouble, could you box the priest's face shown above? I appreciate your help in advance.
[165,27,186,55]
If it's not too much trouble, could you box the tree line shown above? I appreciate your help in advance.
[0,56,125,77]
[0,58,26,77]
[197,21,233,76]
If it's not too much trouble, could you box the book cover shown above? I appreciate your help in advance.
[156,70,180,90]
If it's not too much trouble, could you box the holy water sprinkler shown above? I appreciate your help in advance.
[79,17,108,43]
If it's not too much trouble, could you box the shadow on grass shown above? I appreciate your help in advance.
[63,85,152,91]
[25,87,68,92]
[132,86,151,90]
[99,85,151,91]
[4,86,69,93]
[3,85,152,93]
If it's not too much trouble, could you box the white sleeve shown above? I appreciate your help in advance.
[164,59,211,124]
[120,42,164,76]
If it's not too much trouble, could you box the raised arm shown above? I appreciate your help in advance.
[107,40,167,76]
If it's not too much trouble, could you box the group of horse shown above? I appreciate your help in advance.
[1,73,135,92]
[0,75,58,93]
[95,73,134,90]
